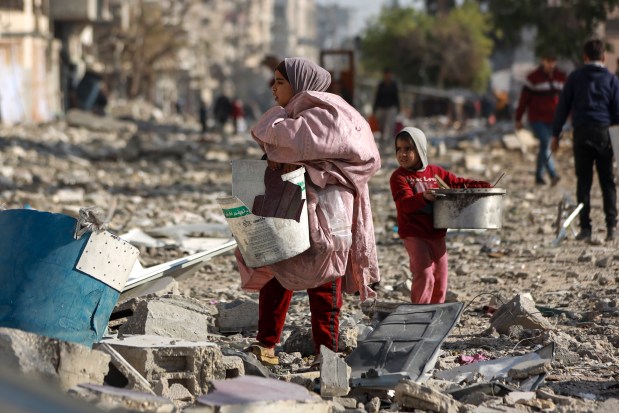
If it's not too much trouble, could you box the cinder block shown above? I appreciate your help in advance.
[102,335,225,396]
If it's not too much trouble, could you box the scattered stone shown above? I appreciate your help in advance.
[283,327,315,357]
[73,384,176,413]
[394,379,461,413]
[365,396,381,413]
[216,298,259,333]
[117,295,216,341]
[221,355,245,378]
[338,326,358,352]
[0,327,110,390]
[507,359,550,379]
[578,251,594,263]
[319,346,351,397]
[596,257,610,268]
[102,335,225,396]
[489,294,554,334]
[280,371,320,391]
[504,391,536,405]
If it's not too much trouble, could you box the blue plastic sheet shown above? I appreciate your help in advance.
[0,209,121,347]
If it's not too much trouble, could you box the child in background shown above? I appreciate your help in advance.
[390,127,491,304]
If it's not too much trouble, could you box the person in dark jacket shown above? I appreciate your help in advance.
[551,39,619,242]
[373,68,400,146]
[515,54,566,186]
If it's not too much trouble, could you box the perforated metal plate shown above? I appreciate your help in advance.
[76,231,140,292]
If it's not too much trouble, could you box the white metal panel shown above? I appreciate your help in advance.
[76,231,139,292]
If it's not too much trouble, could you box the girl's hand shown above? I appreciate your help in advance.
[423,190,436,202]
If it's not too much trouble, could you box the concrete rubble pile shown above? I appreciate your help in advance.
[0,111,618,412]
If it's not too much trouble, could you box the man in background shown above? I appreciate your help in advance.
[551,39,619,242]
[373,68,400,146]
[515,53,566,186]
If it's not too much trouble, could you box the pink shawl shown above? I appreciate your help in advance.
[236,91,381,301]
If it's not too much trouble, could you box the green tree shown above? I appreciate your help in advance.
[483,0,619,62]
[361,2,492,92]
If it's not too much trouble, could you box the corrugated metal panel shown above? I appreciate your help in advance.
[346,302,464,389]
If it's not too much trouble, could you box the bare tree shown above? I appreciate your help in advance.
[96,0,196,99]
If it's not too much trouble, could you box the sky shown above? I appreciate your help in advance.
[315,0,389,36]
[316,0,421,36]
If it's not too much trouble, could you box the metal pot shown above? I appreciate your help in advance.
[433,188,506,229]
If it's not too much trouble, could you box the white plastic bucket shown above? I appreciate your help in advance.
[218,160,310,267]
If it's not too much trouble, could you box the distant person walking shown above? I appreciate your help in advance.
[214,94,233,143]
[551,39,619,242]
[199,99,208,133]
[515,53,566,186]
[373,68,400,146]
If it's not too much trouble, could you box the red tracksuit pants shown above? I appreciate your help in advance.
[402,236,448,304]
[256,276,342,354]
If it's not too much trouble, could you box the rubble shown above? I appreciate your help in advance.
[116,295,217,340]
[394,379,462,413]
[1,116,618,412]
[489,293,555,334]
[0,327,110,390]
[319,345,351,397]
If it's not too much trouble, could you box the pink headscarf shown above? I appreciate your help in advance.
[283,57,331,94]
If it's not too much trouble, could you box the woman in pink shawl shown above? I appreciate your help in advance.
[237,57,380,363]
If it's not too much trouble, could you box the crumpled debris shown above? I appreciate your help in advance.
[74,206,108,239]
[457,352,491,365]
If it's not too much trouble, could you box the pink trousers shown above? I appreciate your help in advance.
[402,236,448,304]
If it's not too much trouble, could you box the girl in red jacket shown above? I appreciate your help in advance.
[390,127,490,304]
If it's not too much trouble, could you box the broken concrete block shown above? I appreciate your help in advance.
[94,343,154,394]
[221,355,245,378]
[281,371,320,391]
[331,397,358,409]
[154,378,194,402]
[536,388,575,406]
[504,391,536,405]
[221,348,275,379]
[117,295,216,341]
[338,325,358,352]
[57,341,111,390]
[195,375,331,412]
[320,345,351,397]
[216,298,259,333]
[74,384,175,413]
[489,294,554,334]
[394,379,462,413]
[0,327,110,390]
[283,327,315,356]
[101,335,225,396]
[365,396,381,413]
[508,359,550,379]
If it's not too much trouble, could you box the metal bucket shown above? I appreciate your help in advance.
[433,188,506,229]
